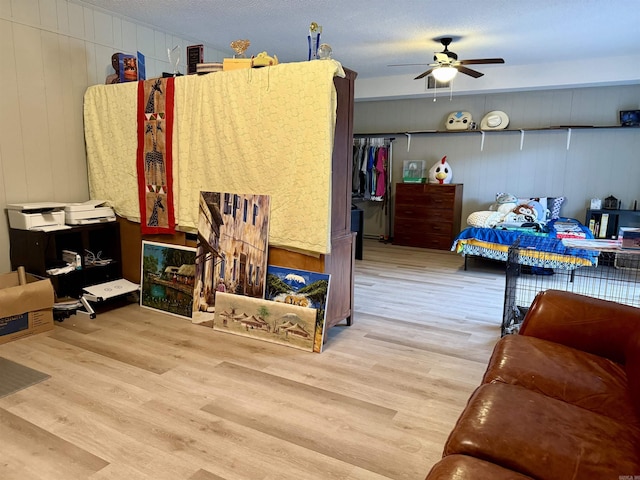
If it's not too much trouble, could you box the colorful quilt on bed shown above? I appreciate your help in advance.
[452,219,598,269]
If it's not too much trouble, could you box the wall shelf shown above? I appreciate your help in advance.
[585,209,640,240]
[356,125,637,152]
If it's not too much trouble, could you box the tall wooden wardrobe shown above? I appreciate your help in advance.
[269,68,357,329]
[119,67,358,332]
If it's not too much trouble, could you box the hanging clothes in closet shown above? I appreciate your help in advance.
[352,137,394,241]
[352,137,392,202]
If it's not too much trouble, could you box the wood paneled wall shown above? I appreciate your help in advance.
[0,0,227,272]
[354,86,640,238]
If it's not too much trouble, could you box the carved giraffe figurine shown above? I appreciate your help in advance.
[145,79,163,114]
[147,194,165,227]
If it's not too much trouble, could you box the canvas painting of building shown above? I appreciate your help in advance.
[213,292,316,352]
[192,191,270,326]
[265,265,330,353]
[140,241,196,319]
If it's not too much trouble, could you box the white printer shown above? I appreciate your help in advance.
[64,200,115,225]
[6,202,68,231]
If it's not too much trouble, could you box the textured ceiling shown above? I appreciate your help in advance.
[78,0,640,87]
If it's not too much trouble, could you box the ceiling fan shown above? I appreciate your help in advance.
[390,37,505,81]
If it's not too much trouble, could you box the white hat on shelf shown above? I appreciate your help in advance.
[481,111,510,130]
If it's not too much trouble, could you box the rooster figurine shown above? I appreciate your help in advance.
[428,156,453,184]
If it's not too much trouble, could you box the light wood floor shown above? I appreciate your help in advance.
[0,239,506,480]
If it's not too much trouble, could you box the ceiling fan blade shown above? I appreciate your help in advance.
[459,58,505,65]
[457,65,484,78]
[414,68,435,80]
[388,63,430,67]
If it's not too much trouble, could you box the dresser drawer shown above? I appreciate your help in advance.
[394,205,432,218]
[394,217,454,235]
[395,208,456,224]
[395,185,458,209]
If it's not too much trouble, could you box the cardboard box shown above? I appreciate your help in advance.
[619,227,640,250]
[223,58,252,71]
[0,272,55,345]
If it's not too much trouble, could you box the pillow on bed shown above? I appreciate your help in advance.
[506,204,538,223]
[515,196,551,222]
[526,200,546,222]
[489,193,518,212]
[548,196,565,219]
[467,211,504,228]
[493,193,553,221]
[518,196,548,212]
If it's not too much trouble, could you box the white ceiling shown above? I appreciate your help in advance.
[78,0,640,100]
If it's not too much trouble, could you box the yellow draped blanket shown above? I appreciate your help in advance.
[84,60,346,254]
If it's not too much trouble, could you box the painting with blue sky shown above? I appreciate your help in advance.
[265,265,330,353]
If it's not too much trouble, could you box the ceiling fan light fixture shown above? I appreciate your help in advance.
[432,66,457,83]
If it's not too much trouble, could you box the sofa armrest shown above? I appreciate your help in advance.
[518,289,640,364]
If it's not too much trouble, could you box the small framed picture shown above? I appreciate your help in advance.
[187,44,204,75]
[590,198,602,210]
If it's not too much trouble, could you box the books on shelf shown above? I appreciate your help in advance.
[598,213,609,238]
[587,212,615,239]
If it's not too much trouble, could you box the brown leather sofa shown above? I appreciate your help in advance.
[425,289,640,479]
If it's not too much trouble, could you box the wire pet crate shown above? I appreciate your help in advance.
[502,238,640,336]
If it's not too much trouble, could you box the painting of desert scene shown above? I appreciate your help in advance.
[213,292,317,352]
[265,265,330,353]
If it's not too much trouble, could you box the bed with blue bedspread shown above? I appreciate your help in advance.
[452,218,599,270]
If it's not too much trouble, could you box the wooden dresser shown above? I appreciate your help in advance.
[393,183,463,250]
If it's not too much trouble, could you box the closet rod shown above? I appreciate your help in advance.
[353,134,396,141]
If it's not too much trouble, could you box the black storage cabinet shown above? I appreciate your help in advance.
[9,222,122,299]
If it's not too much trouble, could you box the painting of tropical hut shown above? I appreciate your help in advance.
[213,292,316,352]
[140,241,197,319]
[265,265,330,353]
[192,191,270,326]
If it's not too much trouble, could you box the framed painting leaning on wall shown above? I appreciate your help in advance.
[140,241,196,320]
